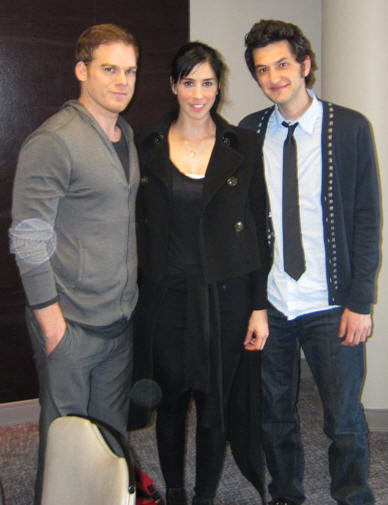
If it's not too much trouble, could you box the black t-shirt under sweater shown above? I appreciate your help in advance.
[112,128,129,182]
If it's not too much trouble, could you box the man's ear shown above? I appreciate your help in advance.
[302,56,311,78]
[74,61,88,82]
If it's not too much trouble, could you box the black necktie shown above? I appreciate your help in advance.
[282,121,305,280]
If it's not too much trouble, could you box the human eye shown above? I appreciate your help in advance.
[203,80,215,87]
[181,79,193,87]
[278,61,289,69]
[103,66,116,74]
[256,66,267,75]
[126,68,137,76]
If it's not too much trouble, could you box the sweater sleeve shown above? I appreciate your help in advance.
[346,119,380,314]
[10,132,72,307]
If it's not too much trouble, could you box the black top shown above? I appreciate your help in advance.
[112,128,129,182]
[166,162,204,275]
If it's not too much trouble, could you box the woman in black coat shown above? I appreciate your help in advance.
[134,42,269,505]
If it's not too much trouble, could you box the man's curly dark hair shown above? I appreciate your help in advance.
[244,19,317,88]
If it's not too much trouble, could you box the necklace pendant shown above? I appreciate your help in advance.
[189,150,196,158]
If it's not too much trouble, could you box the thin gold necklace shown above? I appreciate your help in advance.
[182,139,206,158]
[170,123,216,159]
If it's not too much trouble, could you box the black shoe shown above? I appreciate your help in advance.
[166,487,188,505]
[270,499,298,505]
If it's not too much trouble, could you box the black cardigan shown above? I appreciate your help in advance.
[136,113,270,309]
[240,100,380,314]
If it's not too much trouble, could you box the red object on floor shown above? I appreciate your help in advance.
[135,468,165,504]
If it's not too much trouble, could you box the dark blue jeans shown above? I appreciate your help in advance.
[262,305,374,505]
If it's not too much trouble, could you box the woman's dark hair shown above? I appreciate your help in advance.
[244,19,317,88]
[170,41,226,111]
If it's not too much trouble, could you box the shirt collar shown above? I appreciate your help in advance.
[272,90,321,136]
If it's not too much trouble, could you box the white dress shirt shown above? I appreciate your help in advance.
[264,92,334,320]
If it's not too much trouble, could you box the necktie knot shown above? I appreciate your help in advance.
[282,121,299,139]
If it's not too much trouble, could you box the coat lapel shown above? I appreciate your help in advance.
[201,130,244,210]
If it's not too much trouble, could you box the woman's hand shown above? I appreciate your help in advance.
[244,309,269,351]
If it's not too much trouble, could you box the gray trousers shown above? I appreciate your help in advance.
[26,308,133,505]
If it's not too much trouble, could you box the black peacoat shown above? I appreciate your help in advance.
[136,112,270,309]
[131,113,269,501]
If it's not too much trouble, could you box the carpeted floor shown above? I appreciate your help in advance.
[0,377,387,505]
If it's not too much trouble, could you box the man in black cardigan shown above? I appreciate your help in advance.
[240,19,380,505]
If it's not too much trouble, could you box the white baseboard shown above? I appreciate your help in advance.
[0,399,40,427]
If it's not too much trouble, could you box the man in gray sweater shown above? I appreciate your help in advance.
[10,24,140,504]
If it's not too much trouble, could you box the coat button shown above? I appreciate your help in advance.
[227,176,238,187]
[153,134,164,144]
[234,221,244,232]
[222,135,231,146]
[140,175,149,184]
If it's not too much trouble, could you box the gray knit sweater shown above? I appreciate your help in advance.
[10,100,139,325]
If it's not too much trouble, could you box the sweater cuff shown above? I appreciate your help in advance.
[345,301,371,315]
[28,296,60,310]
[19,261,58,308]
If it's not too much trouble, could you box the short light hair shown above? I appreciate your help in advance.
[75,23,138,64]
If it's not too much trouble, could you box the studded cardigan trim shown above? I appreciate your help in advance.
[240,100,380,313]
